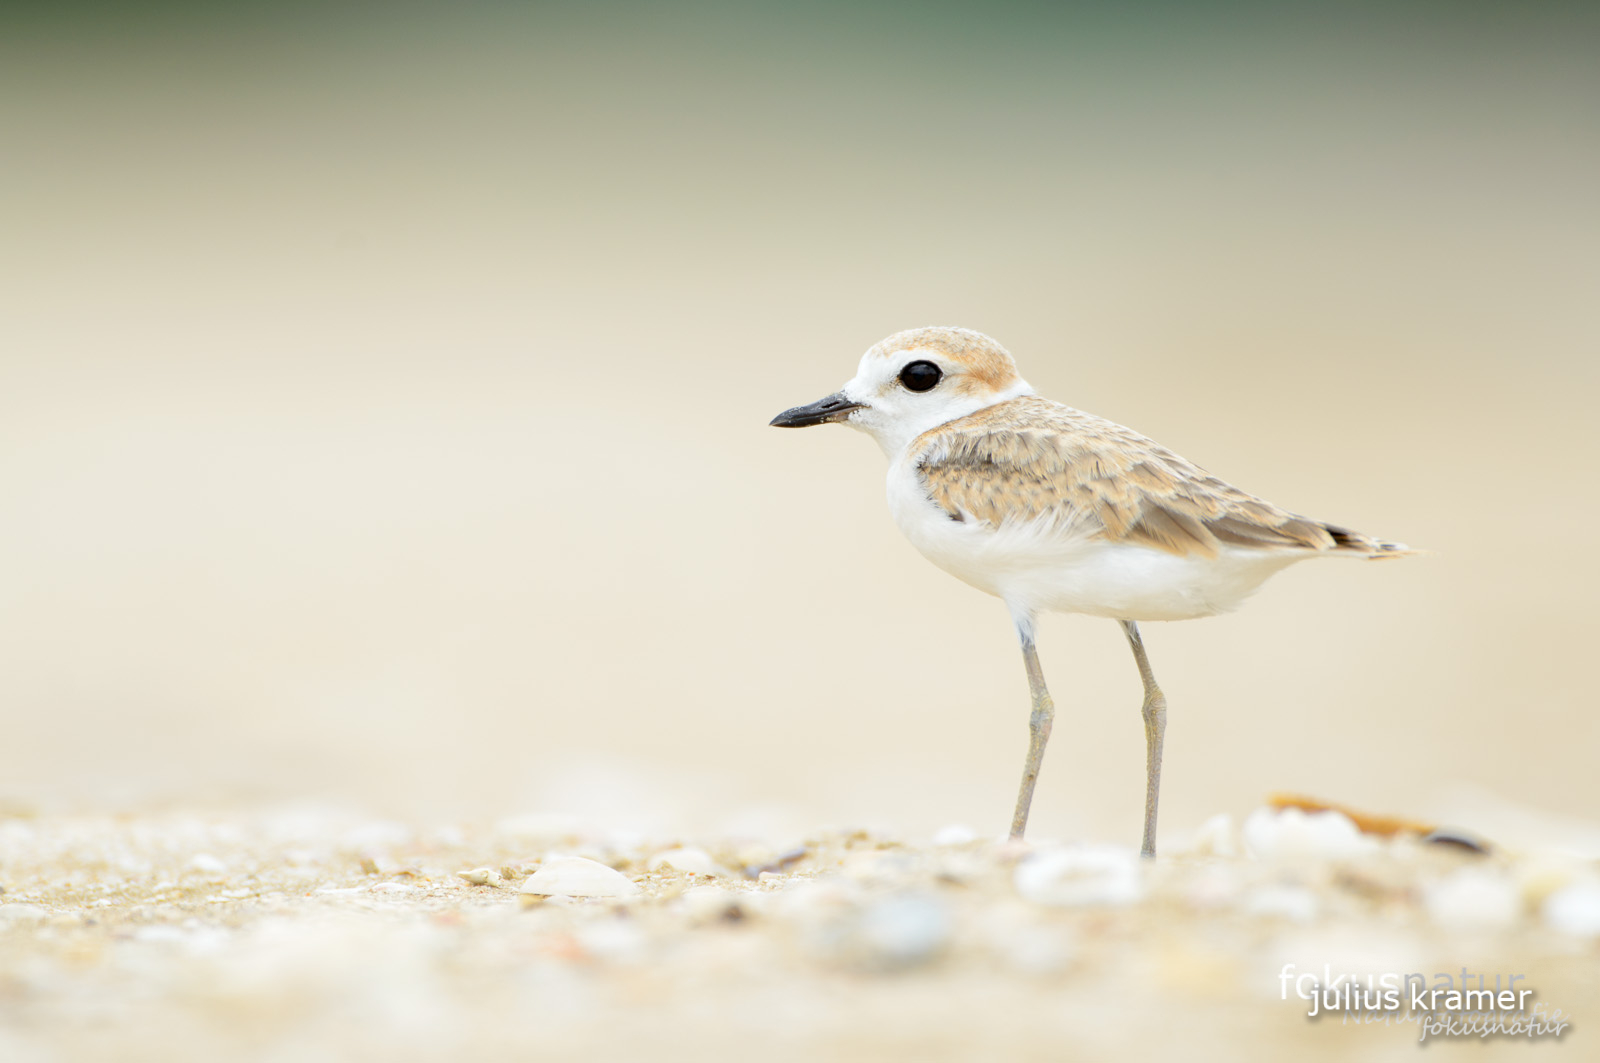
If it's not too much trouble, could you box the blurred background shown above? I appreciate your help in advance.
[1,0,1595,845]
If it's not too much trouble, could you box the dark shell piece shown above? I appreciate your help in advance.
[1422,829,1490,855]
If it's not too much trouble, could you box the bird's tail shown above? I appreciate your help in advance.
[1324,524,1422,559]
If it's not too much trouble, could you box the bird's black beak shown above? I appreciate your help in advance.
[769,392,866,428]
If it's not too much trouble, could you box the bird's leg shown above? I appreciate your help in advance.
[1119,620,1167,859]
[1008,631,1056,840]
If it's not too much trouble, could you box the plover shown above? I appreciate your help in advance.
[770,326,1411,857]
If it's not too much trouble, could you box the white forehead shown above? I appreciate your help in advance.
[852,344,938,385]
[838,328,1034,456]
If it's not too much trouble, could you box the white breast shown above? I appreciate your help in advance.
[884,460,1311,622]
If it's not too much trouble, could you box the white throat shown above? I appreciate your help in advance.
[843,379,1034,458]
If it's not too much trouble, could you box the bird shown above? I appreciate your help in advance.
[769,326,1412,857]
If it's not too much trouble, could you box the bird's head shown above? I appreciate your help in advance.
[769,326,1034,455]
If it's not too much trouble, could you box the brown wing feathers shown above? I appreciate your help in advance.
[914,397,1407,559]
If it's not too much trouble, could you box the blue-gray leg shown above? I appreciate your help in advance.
[1008,633,1056,840]
[1120,620,1167,858]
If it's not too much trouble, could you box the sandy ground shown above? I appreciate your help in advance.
[2,800,1595,1062]
[4,8,1597,1061]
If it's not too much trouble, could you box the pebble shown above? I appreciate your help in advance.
[4,804,1597,1059]
[1014,845,1142,907]
[517,856,639,899]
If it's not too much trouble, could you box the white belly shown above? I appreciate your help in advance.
[885,463,1309,621]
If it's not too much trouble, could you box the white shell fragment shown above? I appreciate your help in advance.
[1542,881,1600,938]
[517,856,639,898]
[647,847,721,876]
[8,805,1597,1057]
[1014,845,1143,906]
[1242,807,1375,860]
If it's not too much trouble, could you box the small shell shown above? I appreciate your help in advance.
[1242,807,1375,860]
[647,847,721,876]
[1421,829,1489,854]
[518,856,639,898]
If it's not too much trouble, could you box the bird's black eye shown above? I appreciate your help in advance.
[898,360,942,392]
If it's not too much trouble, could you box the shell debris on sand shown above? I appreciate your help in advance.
[457,867,501,887]
[0,801,1595,1060]
[647,847,725,877]
[1241,806,1377,860]
[518,855,640,899]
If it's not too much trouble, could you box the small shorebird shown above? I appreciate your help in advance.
[771,327,1411,857]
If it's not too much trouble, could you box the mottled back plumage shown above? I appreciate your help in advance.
[912,396,1410,560]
